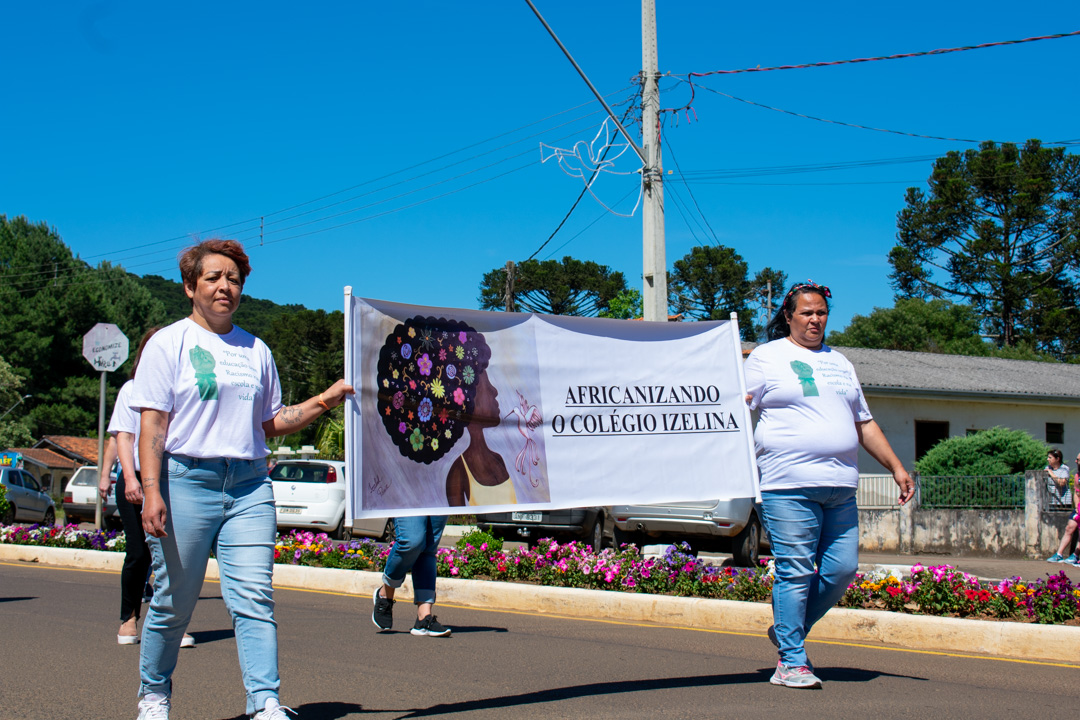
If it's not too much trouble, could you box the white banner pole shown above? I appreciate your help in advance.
[343,286,356,526]
[729,312,761,503]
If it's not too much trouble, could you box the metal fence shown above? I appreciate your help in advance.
[858,474,1033,509]
[856,474,902,509]
[916,474,1025,509]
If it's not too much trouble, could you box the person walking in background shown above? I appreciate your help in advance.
[745,280,914,690]
[98,328,195,648]
[1047,451,1080,564]
[371,515,452,637]
[131,239,353,720]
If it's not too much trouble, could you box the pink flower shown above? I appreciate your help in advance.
[450,567,459,576]
[453,388,465,405]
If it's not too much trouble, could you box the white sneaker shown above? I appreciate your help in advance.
[137,693,170,719]
[180,633,195,648]
[251,698,297,719]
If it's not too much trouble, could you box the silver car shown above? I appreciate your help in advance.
[1,467,56,526]
[608,498,764,566]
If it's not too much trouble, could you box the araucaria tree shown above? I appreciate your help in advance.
[478,257,627,316]
[888,140,1080,354]
[668,245,785,340]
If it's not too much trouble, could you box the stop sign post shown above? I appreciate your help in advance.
[83,324,129,529]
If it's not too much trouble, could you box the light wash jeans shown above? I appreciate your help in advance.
[759,486,859,668]
[139,454,279,714]
[382,515,447,605]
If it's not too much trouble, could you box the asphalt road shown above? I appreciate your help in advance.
[2,560,1078,720]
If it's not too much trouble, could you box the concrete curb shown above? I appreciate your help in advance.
[4,543,1078,664]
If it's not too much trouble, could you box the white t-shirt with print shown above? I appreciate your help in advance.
[130,317,283,460]
[744,338,872,490]
[107,380,142,472]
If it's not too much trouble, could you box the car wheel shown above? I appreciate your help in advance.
[330,513,350,541]
[731,511,761,568]
[43,508,56,527]
[612,525,633,549]
[589,515,604,553]
[1,505,14,525]
[381,519,396,543]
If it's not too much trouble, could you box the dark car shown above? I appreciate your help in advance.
[477,507,613,552]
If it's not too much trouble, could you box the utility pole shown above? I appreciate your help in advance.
[504,260,516,312]
[640,0,667,322]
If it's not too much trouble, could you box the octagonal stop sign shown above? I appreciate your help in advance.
[82,323,130,372]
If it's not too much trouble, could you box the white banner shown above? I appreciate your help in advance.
[344,294,758,520]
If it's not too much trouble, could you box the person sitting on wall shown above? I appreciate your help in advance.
[1047,452,1080,565]
[1045,449,1071,507]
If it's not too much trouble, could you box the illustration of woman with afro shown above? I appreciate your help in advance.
[376,316,515,507]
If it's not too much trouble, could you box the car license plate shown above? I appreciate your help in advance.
[278,507,302,514]
[512,512,542,523]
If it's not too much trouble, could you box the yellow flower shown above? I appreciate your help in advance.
[392,369,399,379]
[408,328,416,338]
[430,378,445,399]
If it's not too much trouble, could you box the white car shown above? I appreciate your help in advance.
[62,465,119,526]
[270,460,391,542]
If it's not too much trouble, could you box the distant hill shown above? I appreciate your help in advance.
[134,274,306,339]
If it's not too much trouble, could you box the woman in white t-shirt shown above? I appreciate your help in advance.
[99,327,196,649]
[131,239,353,720]
[745,281,914,690]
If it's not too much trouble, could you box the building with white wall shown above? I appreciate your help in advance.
[836,347,1080,472]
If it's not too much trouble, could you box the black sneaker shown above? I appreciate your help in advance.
[372,587,394,630]
[410,614,451,637]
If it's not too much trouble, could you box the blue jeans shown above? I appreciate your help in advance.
[382,516,447,606]
[139,455,279,714]
[759,486,859,667]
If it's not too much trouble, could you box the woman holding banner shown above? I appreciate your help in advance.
[131,238,353,720]
[745,280,914,690]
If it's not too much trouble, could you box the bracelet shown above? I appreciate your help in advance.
[317,393,331,412]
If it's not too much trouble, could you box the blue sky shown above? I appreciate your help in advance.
[3,1,1078,332]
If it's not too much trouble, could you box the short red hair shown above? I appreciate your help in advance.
[178,239,252,298]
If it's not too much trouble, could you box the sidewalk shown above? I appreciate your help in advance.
[4,541,1078,665]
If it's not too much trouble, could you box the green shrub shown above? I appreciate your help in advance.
[914,426,1049,476]
[0,484,8,522]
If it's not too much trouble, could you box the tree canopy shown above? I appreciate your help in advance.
[668,245,785,339]
[478,257,628,316]
[888,140,1080,356]
[0,215,340,444]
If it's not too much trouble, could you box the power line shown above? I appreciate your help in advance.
[1,89,636,280]
[662,131,720,245]
[681,29,1080,77]
[691,82,1080,146]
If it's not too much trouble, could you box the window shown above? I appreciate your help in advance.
[1047,422,1064,445]
[915,421,950,461]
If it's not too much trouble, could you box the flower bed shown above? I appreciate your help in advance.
[5,524,1079,625]
[0,523,125,551]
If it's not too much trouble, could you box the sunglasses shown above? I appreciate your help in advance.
[786,280,832,301]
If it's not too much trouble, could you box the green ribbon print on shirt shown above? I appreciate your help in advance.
[189,345,219,401]
[789,360,819,397]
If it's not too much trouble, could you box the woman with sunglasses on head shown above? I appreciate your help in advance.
[745,281,914,689]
